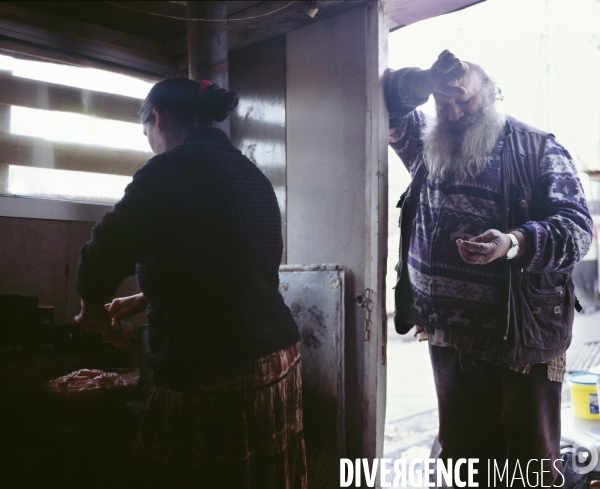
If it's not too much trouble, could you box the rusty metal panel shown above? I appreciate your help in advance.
[279,264,345,489]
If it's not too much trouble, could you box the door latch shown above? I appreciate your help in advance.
[356,288,373,341]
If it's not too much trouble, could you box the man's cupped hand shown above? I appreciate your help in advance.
[457,229,512,265]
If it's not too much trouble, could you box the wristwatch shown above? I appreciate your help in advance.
[505,233,520,259]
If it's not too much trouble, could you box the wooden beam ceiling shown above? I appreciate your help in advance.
[0,2,184,79]
[0,1,368,80]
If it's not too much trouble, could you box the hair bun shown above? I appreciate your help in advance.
[203,84,239,122]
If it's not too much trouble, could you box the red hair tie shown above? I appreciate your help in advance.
[199,80,213,95]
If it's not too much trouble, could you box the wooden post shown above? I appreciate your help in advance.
[187,1,230,136]
[0,101,13,192]
[0,103,10,133]
[0,163,8,194]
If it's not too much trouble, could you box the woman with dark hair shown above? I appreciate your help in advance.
[73,78,306,488]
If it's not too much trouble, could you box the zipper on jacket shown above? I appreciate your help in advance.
[502,148,512,339]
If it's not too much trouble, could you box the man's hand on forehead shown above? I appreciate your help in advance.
[429,50,469,97]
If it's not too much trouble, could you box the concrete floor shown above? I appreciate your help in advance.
[383,309,600,461]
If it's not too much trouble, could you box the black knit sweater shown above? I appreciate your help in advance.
[76,127,300,388]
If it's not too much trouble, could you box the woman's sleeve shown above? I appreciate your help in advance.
[76,157,168,304]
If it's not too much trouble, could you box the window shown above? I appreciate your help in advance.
[0,54,154,204]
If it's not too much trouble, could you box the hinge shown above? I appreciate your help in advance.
[356,288,374,341]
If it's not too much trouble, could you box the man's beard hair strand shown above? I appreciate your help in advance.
[422,105,506,182]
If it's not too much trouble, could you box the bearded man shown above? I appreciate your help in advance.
[385,50,592,486]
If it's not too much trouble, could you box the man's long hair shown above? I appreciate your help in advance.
[422,64,506,182]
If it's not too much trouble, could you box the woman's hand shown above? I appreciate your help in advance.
[105,293,148,330]
[73,298,133,348]
[73,299,111,334]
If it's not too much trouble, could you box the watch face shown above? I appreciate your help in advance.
[506,245,519,259]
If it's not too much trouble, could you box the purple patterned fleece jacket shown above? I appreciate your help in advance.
[387,68,592,332]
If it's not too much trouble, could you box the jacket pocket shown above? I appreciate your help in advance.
[519,272,574,350]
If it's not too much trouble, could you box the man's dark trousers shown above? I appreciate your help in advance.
[429,344,562,488]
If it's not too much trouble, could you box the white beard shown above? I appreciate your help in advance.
[422,105,506,182]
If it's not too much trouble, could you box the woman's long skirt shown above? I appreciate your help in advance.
[132,342,307,489]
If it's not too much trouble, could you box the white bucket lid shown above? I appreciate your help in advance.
[568,372,597,385]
